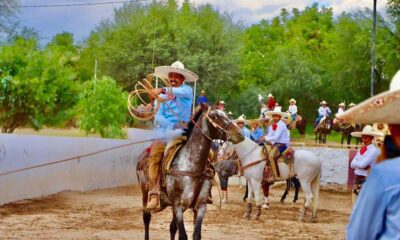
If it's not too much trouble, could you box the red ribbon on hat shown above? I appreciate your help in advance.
[360,145,367,155]
[272,123,277,131]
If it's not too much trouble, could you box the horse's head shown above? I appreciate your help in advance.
[203,106,244,144]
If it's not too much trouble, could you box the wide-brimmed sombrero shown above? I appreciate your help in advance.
[289,98,296,104]
[154,61,199,82]
[351,125,384,138]
[265,109,290,118]
[267,93,273,98]
[234,115,249,124]
[337,70,400,124]
[265,109,291,125]
[320,100,327,105]
[339,102,345,107]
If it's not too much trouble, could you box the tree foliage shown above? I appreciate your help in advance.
[237,4,400,119]
[79,0,242,103]
[0,36,79,133]
[77,76,127,138]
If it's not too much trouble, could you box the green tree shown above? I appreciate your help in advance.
[77,76,127,138]
[79,0,243,103]
[0,37,79,133]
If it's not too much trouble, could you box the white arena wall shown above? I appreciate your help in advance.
[0,129,349,205]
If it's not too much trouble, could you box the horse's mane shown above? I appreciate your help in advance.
[184,105,205,138]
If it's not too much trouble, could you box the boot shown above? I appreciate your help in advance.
[147,194,159,210]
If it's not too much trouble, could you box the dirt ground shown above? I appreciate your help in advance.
[0,185,351,240]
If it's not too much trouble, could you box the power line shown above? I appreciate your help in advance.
[21,1,132,8]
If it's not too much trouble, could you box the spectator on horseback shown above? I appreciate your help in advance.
[217,100,226,111]
[337,102,345,114]
[250,120,265,145]
[266,93,276,111]
[333,102,345,125]
[338,70,400,240]
[146,61,197,210]
[259,94,267,117]
[234,115,251,138]
[315,100,331,127]
[197,89,207,105]
[349,125,382,204]
[287,98,297,122]
[228,111,233,120]
[274,102,282,112]
[264,109,291,182]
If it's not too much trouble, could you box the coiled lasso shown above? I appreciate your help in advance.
[127,73,171,121]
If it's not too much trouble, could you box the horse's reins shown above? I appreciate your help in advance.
[236,144,267,171]
[168,107,235,179]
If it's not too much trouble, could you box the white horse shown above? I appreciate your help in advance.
[223,138,321,221]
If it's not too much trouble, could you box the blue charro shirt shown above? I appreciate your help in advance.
[242,127,251,139]
[250,127,265,144]
[155,83,193,129]
[197,95,208,105]
[346,158,400,240]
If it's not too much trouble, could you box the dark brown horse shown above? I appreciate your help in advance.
[295,115,307,135]
[314,117,331,144]
[136,106,244,240]
[333,122,364,146]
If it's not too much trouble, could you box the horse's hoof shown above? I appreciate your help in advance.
[252,215,260,221]
[312,217,318,223]
[243,213,251,220]
[262,203,270,209]
[280,199,284,204]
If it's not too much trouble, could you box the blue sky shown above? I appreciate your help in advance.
[18,0,388,43]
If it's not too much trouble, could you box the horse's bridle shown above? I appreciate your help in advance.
[198,107,235,141]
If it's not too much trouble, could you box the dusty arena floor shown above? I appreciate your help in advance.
[0,185,351,240]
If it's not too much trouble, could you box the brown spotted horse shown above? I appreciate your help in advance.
[136,106,244,240]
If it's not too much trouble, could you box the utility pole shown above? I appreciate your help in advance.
[94,59,98,91]
[371,0,377,97]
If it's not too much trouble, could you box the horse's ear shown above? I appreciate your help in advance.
[200,102,209,111]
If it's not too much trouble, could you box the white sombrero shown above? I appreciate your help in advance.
[219,100,225,105]
[337,70,400,124]
[289,98,296,104]
[339,102,345,107]
[320,100,327,105]
[265,109,291,125]
[234,114,249,124]
[265,109,290,118]
[351,125,384,138]
[267,93,273,98]
[155,61,199,82]
[348,102,356,107]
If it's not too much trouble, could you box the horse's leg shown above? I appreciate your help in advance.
[173,206,188,240]
[170,212,177,240]
[341,133,344,145]
[243,180,248,202]
[298,179,313,221]
[143,210,151,240]
[261,182,270,209]
[347,135,352,146]
[193,204,207,240]
[251,179,263,220]
[293,177,301,203]
[310,171,321,222]
[280,179,290,203]
[243,178,253,219]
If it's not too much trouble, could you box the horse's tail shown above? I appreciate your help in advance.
[311,167,321,221]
